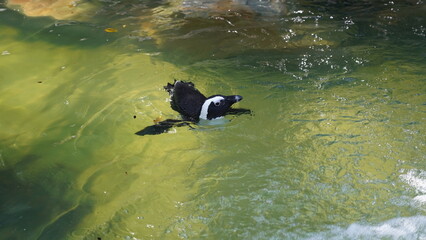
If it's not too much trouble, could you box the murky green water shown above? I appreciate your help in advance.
[1,0,425,239]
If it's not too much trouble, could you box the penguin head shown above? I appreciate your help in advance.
[199,95,243,120]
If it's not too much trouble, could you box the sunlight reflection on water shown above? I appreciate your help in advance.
[0,0,426,239]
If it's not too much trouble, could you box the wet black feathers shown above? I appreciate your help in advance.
[164,80,206,121]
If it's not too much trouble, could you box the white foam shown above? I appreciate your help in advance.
[401,170,426,193]
[400,169,426,208]
[345,216,426,239]
[303,216,426,240]
[198,118,228,125]
[414,195,426,204]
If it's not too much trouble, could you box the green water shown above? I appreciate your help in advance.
[1,1,425,239]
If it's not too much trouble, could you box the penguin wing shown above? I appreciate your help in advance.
[165,81,206,120]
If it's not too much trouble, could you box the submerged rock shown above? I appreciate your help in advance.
[6,0,95,20]
[136,0,336,63]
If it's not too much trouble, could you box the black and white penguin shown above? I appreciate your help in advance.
[135,80,250,136]
[164,80,243,121]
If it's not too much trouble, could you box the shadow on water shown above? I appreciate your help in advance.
[123,0,426,66]
[2,0,424,64]
[0,9,120,48]
[0,116,140,239]
[0,161,86,240]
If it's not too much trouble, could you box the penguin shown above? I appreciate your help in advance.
[135,80,250,136]
[164,80,244,121]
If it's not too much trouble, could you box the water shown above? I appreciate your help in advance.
[0,0,425,239]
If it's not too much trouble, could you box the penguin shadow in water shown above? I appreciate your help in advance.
[135,80,252,136]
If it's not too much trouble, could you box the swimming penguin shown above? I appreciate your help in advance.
[164,80,244,121]
[135,80,250,136]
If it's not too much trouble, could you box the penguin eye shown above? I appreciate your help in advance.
[214,101,220,106]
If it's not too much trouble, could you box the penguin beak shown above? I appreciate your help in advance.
[225,95,243,104]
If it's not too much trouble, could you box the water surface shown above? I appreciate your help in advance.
[0,0,425,239]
